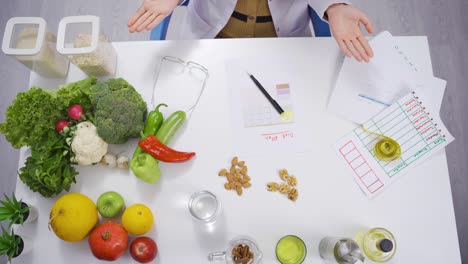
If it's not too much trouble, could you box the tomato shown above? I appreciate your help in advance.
[130,237,158,263]
[88,221,128,261]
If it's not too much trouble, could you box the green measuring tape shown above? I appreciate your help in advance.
[362,125,402,162]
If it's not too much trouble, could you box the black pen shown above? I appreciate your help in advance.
[247,72,284,115]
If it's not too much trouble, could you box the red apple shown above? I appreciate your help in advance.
[130,237,158,263]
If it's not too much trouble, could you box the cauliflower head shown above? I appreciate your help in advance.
[71,121,108,165]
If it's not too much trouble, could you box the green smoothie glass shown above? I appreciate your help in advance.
[276,235,307,264]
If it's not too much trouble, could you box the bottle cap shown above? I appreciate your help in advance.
[378,239,394,253]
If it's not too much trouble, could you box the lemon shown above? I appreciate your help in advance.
[49,193,98,242]
[122,204,154,235]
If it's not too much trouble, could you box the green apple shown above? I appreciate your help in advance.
[97,191,125,218]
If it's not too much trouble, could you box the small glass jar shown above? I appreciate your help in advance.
[2,17,69,77]
[208,236,263,264]
[57,15,117,76]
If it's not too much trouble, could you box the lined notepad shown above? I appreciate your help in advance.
[334,91,454,198]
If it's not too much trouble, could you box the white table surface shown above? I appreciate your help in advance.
[14,37,461,264]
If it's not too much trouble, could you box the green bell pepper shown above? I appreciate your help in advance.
[130,153,161,183]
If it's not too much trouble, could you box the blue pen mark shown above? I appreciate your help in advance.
[358,94,391,106]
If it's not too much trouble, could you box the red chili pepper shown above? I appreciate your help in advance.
[138,135,196,163]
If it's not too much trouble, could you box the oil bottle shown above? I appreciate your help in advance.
[354,227,396,262]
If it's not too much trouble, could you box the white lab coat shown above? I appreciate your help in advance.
[175,0,350,39]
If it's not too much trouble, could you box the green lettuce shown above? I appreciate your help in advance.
[0,88,61,149]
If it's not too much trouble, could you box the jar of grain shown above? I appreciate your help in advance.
[1,17,70,77]
[56,16,117,76]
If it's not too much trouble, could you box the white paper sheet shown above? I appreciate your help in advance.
[333,91,454,198]
[328,31,446,124]
[225,57,311,155]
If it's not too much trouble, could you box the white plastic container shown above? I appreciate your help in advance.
[57,15,117,76]
[1,17,70,77]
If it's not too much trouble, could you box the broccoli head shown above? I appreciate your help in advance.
[89,78,147,144]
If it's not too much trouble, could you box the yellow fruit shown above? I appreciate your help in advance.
[49,193,98,242]
[122,204,154,235]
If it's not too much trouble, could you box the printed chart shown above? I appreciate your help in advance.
[338,140,384,194]
[334,92,454,198]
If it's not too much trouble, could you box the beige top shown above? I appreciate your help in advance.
[217,0,277,38]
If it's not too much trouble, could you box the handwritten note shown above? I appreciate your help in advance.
[334,91,454,198]
[262,131,295,143]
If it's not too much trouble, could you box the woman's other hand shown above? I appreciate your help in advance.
[327,4,374,62]
[128,0,180,33]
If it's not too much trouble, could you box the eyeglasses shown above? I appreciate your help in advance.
[161,56,209,77]
[152,56,209,115]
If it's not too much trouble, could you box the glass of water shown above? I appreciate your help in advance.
[188,190,221,223]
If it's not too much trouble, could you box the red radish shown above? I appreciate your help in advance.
[68,104,83,120]
[55,119,70,132]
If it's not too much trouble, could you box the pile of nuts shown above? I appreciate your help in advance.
[218,156,251,196]
[232,244,254,264]
[267,169,299,201]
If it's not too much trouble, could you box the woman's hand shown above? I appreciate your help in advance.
[128,0,180,33]
[326,4,374,62]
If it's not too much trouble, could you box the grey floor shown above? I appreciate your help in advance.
[0,0,466,263]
